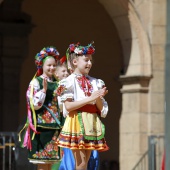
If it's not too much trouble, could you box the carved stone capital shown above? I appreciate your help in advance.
[119,75,152,93]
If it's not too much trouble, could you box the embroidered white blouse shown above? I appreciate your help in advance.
[26,76,54,110]
[57,74,108,118]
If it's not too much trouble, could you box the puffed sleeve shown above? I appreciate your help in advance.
[96,79,109,118]
[26,78,46,110]
[57,78,74,101]
[57,95,69,117]
[100,98,108,118]
[96,79,105,89]
[56,78,74,117]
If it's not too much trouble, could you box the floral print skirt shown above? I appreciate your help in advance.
[28,127,61,164]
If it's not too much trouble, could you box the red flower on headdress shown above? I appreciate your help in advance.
[38,61,43,66]
[69,44,75,52]
[87,46,95,54]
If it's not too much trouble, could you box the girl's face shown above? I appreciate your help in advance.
[73,54,92,75]
[55,65,69,81]
[42,57,56,78]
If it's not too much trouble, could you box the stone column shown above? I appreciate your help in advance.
[119,75,151,170]
[0,0,32,131]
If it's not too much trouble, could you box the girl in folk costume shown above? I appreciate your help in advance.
[56,42,109,170]
[53,56,100,170]
[19,47,62,170]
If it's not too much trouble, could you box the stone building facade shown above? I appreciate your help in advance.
[0,0,166,169]
[100,0,165,169]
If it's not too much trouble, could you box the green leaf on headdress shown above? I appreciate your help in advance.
[66,48,69,61]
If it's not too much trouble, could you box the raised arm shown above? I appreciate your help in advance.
[26,78,47,110]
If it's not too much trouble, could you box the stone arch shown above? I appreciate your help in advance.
[99,0,152,76]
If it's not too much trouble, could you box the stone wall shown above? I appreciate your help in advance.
[99,0,165,169]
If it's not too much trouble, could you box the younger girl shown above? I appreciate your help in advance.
[54,56,69,82]
[19,47,62,170]
[56,42,109,170]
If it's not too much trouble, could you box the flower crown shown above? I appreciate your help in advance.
[35,46,60,69]
[67,42,95,55]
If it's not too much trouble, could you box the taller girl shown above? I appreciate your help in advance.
[56,42,109,170]
[19,47,62,170]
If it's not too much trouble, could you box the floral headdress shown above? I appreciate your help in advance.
[66,41,95,70]
[35,46,60,76]
[66,41,95,56]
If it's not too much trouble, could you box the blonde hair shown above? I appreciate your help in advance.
[68,53,79,69]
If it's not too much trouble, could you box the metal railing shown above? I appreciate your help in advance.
[0,131,37,170]
[132,135,164,170]
[132,150,149,170]
[148,135,164,170]
[0,132,17,170]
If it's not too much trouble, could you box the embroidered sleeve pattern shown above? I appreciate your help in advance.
[56,79,74,102]
[26,79,46,110]
[54,78,74,117]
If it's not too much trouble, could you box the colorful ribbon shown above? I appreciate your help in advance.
[18,72,40,150]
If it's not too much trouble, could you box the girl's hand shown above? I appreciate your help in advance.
[89,90,102,102]
[100,87,108,97]
[95,87,108,111]
[42,78,47,93]
[90,87,108,101]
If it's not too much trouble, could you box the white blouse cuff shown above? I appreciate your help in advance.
[100,100,108,118]
[33,91,46,110]
[63,103,69,118]
[61,94,74,102]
